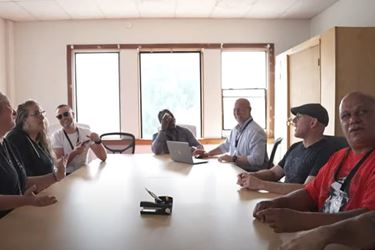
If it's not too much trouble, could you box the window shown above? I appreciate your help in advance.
[221,51,267,132]
[140,52,202,139]
[74,52,120,134]
[68,44,274,140]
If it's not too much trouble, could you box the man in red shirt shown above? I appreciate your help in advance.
[253,91,375,233]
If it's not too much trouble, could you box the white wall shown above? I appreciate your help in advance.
[311,0,375,36]
[11,18,310,137]
[0,18,15,106]
[0,18,6,93]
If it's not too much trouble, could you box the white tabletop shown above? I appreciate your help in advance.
[0,154,355,250]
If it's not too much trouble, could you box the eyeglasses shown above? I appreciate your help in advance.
[287,114,303,126]
[29,110,46,117]
[56,111,70,120]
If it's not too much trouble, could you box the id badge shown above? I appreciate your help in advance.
[323,180,348,213]
[329,193,344,213]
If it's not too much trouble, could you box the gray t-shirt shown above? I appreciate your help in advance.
[279,136,347,183]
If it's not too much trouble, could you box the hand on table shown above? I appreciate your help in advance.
[218,154,233,162]
[193,148,208,158]
[24,185,58,207]
[237,173,263,190]
[254,207,303,233]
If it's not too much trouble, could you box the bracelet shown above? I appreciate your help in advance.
[232,155,238,163]
[94,139,102,144]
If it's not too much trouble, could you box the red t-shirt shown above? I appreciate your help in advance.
[305,147,375,211]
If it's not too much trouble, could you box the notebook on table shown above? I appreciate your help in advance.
[166,141,208,165]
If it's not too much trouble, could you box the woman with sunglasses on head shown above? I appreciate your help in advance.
[0,92,65,218]
[6,100,66,176]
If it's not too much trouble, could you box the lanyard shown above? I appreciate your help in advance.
[63,128,80,150]
[333,147,374,192]
[235,118,253,148]
[26,135,53,164]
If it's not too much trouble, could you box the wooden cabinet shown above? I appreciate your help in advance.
[275,27,375,148]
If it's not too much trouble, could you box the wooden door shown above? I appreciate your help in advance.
[288,45,321,145]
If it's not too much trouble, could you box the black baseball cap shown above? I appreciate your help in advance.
[291,103,329,126]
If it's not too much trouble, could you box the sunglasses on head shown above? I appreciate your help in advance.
[56,111,70,120]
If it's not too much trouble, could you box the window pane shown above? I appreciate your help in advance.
[222,51,266,89]
[221,50,267,133]
[75,52,120,134]
[140,52,201,139]
[222,89,266,130]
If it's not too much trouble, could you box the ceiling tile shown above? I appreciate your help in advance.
[138,0,175,18]
[280,0,338,19]
[16,0,70,20]
[244,0,295,18]
[0,2,35,21]
[97,0,139,18]
[175,0,215,17]
[211,0,255,18]
[56,0,103,19]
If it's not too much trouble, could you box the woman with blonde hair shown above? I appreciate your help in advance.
[6,100,61,176]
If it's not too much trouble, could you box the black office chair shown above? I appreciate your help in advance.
[324,135,348,149]
[267,137,283,168]
[100,132,136,154]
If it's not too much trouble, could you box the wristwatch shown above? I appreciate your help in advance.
[232,155,238,163]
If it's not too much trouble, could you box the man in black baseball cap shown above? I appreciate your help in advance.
[237,102,346,195]
[291,103,329,127]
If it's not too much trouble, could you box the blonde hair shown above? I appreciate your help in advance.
[15,100,54,158]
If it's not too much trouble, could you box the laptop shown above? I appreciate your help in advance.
[166,141,208,165]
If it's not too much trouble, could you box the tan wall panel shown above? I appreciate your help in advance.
[335,27,375,134]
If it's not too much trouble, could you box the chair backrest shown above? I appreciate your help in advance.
[178,124,197,137]
[100,132,136,154]
[324,135,348,148]
[268,137,283,168]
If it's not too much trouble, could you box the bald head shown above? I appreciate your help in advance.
[233,98,252,124]
[0,92,9,112]
[0,92,15,136]
[339,92,375,152]
[235,98,251,108]
[340,92,375,109]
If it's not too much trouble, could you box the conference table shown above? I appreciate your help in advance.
[0,154,355,250]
